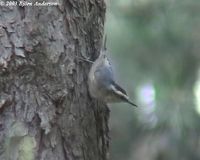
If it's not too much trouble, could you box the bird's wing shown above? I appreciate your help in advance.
[110,82,137,107]
[112,82,127,95]
[94,63,114,87]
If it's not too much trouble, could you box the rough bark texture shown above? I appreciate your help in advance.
[0,0,109,160]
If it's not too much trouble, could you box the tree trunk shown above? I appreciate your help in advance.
[0,0,109,160]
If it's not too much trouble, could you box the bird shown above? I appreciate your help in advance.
[88,51,137,107]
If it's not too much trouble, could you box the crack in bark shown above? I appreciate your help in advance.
[4,27,15,57]
[62,135,69,160]
[36,129,44,160]
[18,6,25,20]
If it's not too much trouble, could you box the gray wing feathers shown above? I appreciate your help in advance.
[94,63,114,87]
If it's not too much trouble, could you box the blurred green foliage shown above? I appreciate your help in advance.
[105,0,200,159]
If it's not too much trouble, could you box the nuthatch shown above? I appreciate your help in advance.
[88,50,137,107]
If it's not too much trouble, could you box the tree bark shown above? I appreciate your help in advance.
[0,0,109,160]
